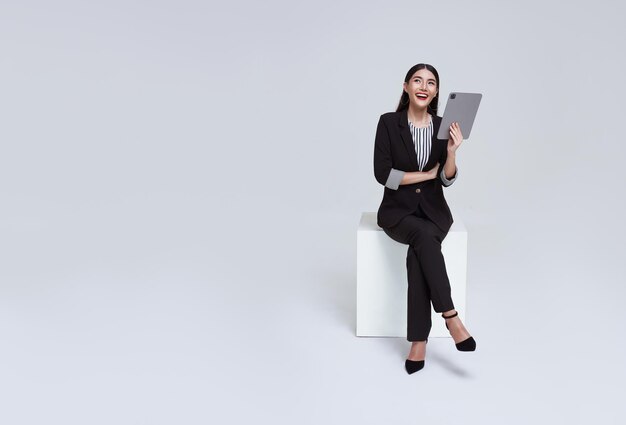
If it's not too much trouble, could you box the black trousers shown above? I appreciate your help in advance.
[382,205,455,342]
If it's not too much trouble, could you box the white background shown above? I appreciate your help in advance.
[1,0,625,423]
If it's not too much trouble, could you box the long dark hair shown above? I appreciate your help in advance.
[396,63,440,115]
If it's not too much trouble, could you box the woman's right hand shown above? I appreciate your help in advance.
[399,162,441,186]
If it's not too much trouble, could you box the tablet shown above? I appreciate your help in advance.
[436,92,482,140]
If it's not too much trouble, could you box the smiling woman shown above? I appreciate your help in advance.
[398,65,439,107]
[399,66,440,122]
[373,63,477,375]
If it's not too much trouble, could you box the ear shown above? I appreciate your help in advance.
[403,81,407,92]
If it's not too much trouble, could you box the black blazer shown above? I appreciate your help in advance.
[374,108,455,234]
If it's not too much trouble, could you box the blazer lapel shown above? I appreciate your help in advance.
[424,114,446,170]
[432,114,442,142]
[430,114,446,166]
[397,109,418,170]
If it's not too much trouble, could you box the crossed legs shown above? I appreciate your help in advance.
[383,209,455,341]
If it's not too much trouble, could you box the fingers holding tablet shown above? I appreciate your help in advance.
[450,122,463,139]
[448,122,464,152]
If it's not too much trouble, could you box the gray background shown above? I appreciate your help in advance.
[1,0,625,423]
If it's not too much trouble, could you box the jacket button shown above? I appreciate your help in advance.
[415,188,421,193]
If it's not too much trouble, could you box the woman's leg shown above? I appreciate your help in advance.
[384,224,431,342]
[385,213,455,315]
[405,246,432,341]
[385,210,474,353]
[405,247,429,361]
[406,219,455,314]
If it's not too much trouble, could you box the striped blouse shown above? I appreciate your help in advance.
[384,115,458,190]
[409,116,434,171]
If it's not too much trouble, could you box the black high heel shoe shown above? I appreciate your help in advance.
[442,311,476,352]
[405,339,427,374]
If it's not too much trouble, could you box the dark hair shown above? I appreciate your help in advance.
[396,63,440,115]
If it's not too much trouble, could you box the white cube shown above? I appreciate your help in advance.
[357,212,468,338]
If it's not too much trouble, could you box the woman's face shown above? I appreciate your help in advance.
[403,68,438,109]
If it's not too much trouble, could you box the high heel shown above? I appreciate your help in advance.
[442,311,476,352]
[405,359,424,374]
[405,339,427,374]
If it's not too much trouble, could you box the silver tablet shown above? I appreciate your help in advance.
[436,92,482,140]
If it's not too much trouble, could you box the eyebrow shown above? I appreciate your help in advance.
[413,77,436,82]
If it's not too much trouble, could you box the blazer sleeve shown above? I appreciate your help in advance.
[374,115,405,190]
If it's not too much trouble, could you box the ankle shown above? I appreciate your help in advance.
[442,309,457,318]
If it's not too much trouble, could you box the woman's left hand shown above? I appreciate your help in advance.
[447,122,464,153]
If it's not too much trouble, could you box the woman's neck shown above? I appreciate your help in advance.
[407,106,430,127]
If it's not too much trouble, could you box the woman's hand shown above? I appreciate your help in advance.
[447,122,464,153]
[398,162,440,186]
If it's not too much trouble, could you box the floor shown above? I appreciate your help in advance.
[1,200,624,424]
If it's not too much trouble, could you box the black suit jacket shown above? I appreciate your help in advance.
[374,108,455,234]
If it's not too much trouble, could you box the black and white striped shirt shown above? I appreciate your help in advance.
[408,116,434,172]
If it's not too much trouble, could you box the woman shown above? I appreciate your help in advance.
[373,63,477,375]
